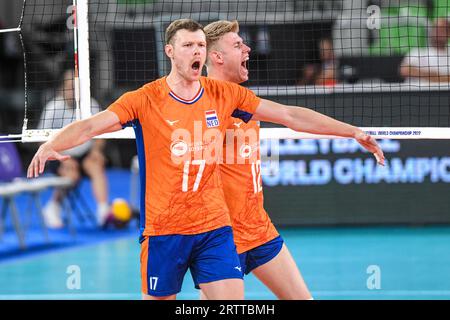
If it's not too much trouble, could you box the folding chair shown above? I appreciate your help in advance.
[0,142,75,248]
[0,142,34,249]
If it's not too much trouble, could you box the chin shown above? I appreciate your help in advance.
[239,74,249,83]
[189,73,201,81]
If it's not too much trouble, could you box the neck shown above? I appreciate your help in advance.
[166,71,201,99]
[207,67,230,82]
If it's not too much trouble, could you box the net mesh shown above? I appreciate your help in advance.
[19,0,75,130]
[6,0,450,139]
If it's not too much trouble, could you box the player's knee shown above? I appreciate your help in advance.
[199,290,209,300]
[142,293,176,300]
[199,279,244,300]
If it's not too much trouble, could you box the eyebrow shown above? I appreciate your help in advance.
[181,40,206,45]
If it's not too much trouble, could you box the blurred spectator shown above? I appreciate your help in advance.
[38,69,110,228]
[299,38,337,86]
[400,18,450,82]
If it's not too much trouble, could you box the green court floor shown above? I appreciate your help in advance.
[1,226,450,300]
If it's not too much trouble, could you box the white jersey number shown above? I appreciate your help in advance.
[148,277,158,290]
[251,160,263,194]
[182,160,206,192]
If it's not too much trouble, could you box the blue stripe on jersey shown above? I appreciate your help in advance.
[231,108,253,123]
[131,120,147,244]
[169,87,204,105]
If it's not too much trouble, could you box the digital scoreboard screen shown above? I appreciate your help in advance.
[261,139,450,226]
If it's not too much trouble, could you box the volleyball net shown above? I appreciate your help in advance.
[2,0,450,142]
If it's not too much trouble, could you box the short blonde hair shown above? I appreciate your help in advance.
[204,20,239,50]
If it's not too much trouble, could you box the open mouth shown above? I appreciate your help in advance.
[241,58,249,71]
[192,61,200,71]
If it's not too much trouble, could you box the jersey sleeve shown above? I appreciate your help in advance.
[224,82,261,122]
[107,88,147,124]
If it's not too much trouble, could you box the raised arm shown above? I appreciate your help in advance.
[27,110,122,178]
[252,99,385,165]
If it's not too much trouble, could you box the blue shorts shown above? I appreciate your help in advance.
[238,236,284,275]
[141,226,243,297]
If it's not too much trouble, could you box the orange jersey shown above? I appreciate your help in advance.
[220,119,279,254]
[108,76,260,238]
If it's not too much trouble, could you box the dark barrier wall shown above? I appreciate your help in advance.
[260,88,450,127]
[261,138,450,226]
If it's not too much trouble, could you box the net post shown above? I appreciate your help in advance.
[75,0,92,120]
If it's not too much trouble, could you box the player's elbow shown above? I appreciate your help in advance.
[80,118,98,140]
[284,106,304,132]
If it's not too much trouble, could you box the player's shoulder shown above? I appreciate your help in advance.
[139,77,169,99]
[201,76,241,93]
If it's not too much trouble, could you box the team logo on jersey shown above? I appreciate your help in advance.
[239,144,253,159]
[205,110,220,128]
[239,142,259,160]
[170,140,188,156]
[166,119,179,126]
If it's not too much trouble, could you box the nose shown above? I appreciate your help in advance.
[243,43,251,54]
[194,46,200,55]
[194,43,204,55]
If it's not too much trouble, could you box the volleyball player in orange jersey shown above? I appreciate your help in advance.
[27,19,384,300]
[203,20,311,299]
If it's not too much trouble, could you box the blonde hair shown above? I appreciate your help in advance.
[204,20,239,50]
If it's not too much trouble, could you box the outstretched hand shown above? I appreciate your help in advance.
[354,131,385,166]
[27,144,71,178]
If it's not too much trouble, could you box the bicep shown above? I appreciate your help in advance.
[252,99,292,125]
[86,110,122,137]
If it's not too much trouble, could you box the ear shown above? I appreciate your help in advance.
[165,44,173,59]
[210,51,224,65]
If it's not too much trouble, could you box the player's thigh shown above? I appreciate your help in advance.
[199,278,244,300]
[190,226,244,299]
[140,235,191,298]
[252,244,312,300]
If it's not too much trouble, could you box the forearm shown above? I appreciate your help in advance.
[286,106,360,138]
[46,119,94,152]
[254,101,385,166]
[44,110,121,152]
[254,99,361,138]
